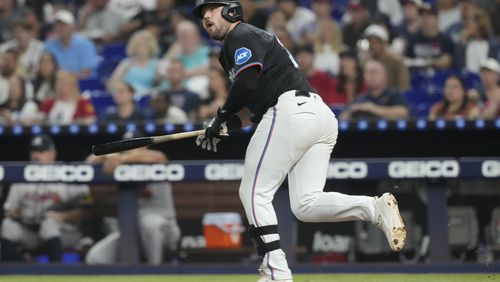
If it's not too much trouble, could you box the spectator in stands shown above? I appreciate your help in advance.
[405,3,454,70]
[44,10,98,79]
[447,0,480,43]
[363,0,404,27]
[240,0,269,30]
[453,11,498,73]
[0,134,92,262]
[108,30,159,94]
[107,0,156,20]
[77,0,128,44]
[437,0,461,33]
[342,0,370,51]
[0,0,37,42]
[332,50,367,106]
[340,60,409,120]
[0,49,19,105]
[197,67,228,121]
[121,0,180,53]
[295,45,337,105]
[363,24,409,92]
[0,20,44,80]
[164,20,210,98]
[429,75,480,120]
[33,52,58,103]
[474,59,500,119]
[276,0,316,45]
[395,0,422,53]
[85,130,181,265]
[101,81,148,123]
[208,46,223,72]
[39,71,96,125]
[0,75,39,125]
[273,27,296,53]
[160,59,201,117]
[312,19,343,76]
[149,91,188,124]
[266,8,288,36]
[487,0,500,37]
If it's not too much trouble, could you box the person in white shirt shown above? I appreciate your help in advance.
[0,20,44,80]
[277,0,316,45]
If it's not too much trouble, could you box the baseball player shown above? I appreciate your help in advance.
[85,131,181,265]
[0,135,92,262]
[192,1,407,281]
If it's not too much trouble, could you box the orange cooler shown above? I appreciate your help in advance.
[203,212,244,249]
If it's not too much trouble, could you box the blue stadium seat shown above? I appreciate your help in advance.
[79,78,105,92]
[135,95,151,109]
[88,90,115,118]
[100,42,127,60]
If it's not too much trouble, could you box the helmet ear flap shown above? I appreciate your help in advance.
[222,2,243,23]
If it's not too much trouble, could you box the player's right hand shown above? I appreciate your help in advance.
[196,117,229,152]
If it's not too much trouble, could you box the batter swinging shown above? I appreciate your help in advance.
[193,1,407,281]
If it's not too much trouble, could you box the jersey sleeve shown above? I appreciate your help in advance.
[225,29,267,77]
[3,184,22,211]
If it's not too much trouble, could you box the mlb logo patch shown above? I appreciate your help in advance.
[234,47,252,65]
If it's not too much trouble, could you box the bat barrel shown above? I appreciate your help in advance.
[92,137,155,156]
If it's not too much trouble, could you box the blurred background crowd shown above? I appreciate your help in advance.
[0,0,500,126]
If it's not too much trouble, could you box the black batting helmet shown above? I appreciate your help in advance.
[192,0,243,23]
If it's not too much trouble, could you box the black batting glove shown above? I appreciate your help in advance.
[196,110,229,152]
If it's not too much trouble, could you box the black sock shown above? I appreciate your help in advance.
[0,238,22,261]
[44,237,62,262]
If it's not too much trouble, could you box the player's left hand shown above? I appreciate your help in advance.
[196,115,229,152]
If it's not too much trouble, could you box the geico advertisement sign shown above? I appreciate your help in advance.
[24,165,94,182]
[113,164,184,181]
[204,163,244,180]
[482,160,500,177]
[388,160,459,178]
[327,162,368,179]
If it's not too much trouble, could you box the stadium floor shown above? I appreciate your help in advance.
[0,274,497,282]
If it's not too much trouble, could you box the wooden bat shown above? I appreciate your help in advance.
[91,130,205,156]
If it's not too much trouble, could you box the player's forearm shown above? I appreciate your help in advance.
[120,149,167,163]
[372,105,409,120]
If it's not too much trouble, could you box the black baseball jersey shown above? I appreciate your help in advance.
[219,23,312,122]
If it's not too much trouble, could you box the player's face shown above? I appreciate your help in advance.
[30,149,56,164]
[201,4,231,41]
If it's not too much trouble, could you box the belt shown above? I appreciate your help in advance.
[295,90,310,98]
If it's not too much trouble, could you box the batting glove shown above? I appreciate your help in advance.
[196,116,229,152]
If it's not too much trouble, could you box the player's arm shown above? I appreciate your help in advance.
[216,66,261,130]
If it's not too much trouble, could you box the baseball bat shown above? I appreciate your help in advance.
[91,129,205,156]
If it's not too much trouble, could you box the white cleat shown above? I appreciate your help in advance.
[257,276,293,282]
[257,263,293,282]
[373,193,407,252]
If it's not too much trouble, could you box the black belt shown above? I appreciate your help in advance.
[295,90,310,98]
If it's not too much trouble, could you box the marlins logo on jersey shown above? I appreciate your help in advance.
[235,47,252,65]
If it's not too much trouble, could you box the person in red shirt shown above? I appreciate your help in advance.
[39,70,96,125]
[294,45,338,105]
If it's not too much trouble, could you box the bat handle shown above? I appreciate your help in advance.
[153,129,206,143]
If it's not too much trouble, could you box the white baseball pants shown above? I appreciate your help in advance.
[239,91,376,280]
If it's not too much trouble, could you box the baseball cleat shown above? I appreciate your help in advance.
[373,193,407,252]
[257,276,292,282]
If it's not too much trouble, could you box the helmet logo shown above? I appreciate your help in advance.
[235,47,252,65]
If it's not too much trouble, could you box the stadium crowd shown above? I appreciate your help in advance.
[0,0,499,126]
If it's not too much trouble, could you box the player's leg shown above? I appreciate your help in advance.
[0,218,39,261]
[288,142,375,223]
[39,217,63,261]
[239,105,303,281]
[288,100,406,251]
[85,231,120,264]
[139,212,180,265]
